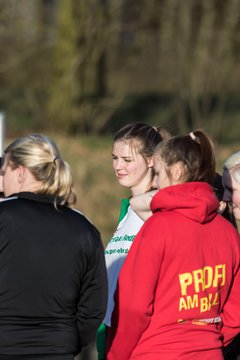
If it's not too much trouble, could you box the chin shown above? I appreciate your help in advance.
[117,179,131,188]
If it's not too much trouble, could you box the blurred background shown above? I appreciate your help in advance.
[0,2,240,359]
[0,0,240,244]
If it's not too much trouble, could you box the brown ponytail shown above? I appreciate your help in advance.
[154,129,216,184]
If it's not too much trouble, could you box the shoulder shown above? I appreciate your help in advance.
[215,213,240,239]
[132,211,170,248]
[65,207,101,241]
[0,196,18,204]
[143,210,173,231]
[0,196,22,213]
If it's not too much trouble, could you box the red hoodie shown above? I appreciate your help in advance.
[107,182,240,360]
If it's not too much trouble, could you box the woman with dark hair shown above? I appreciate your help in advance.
[107,130,240,360]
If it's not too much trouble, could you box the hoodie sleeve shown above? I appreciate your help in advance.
[107,215,163,360]
[221,236,240,346]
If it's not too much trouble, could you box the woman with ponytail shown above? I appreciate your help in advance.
[0,134,107,359]
[97,122,169,359]
[107,130,240,360]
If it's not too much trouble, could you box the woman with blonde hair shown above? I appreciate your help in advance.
[0,134,107,360]
[222,150,240,360]
[223,151,240,221]
[97,122,167,359]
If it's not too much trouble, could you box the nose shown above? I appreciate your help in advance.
[113,158,123,171]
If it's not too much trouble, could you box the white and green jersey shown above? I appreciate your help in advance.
[104,198,144,326]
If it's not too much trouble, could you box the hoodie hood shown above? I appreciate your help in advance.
[150,182,219,224]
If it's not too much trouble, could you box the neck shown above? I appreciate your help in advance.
[19,169,43,194]
[131,176,152,197]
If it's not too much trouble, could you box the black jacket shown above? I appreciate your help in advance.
[0,192,107,358]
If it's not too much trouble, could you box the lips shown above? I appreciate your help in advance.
[116,173,127,179]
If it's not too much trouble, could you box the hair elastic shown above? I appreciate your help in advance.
[189,132,197,141]
[53,156,60,164]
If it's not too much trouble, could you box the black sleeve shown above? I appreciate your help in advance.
[76,226,108,348]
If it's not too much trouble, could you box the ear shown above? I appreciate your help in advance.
[16,165,26,184]
[147,157,154,168]
[170,162,185,183]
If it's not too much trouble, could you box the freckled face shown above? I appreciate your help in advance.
[112,140,153,196]
[222,169,240,220]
